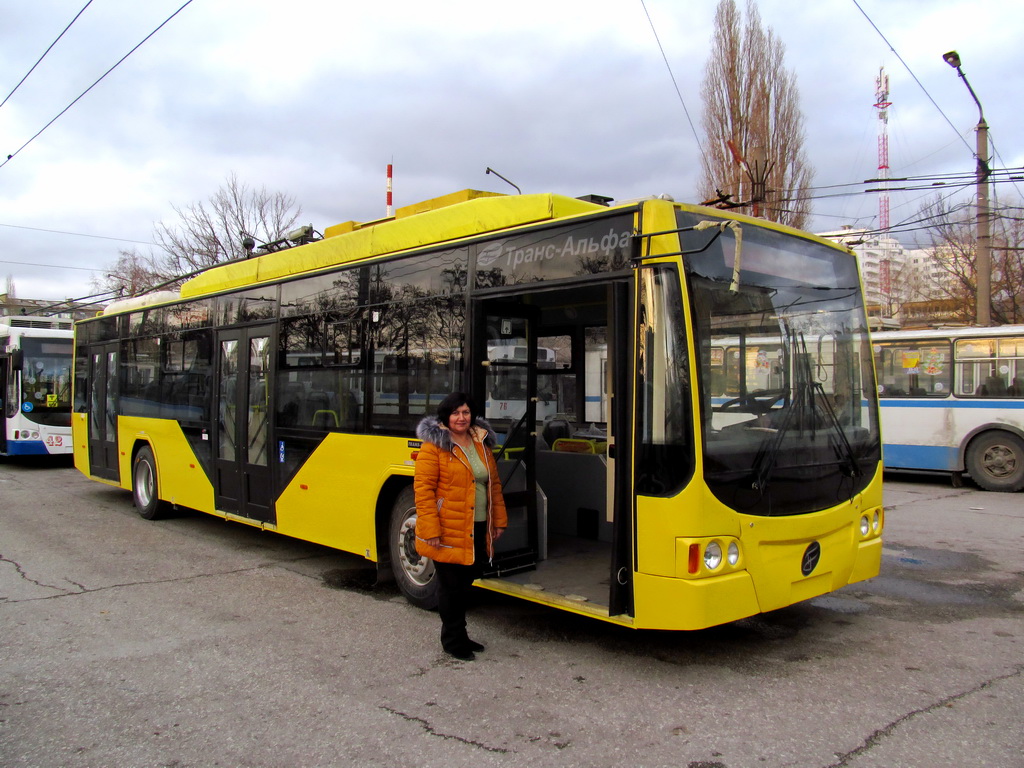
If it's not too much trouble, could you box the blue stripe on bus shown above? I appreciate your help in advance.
[883,443,959,471]
[3,440,52,456]
[879,399,1024,409]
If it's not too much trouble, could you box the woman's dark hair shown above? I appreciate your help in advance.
[437,391,477,429]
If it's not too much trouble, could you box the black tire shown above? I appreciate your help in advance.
[132,445,168,519]
[965,431,1024,492]
[388,486,438,609]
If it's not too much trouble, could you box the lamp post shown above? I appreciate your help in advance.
[943,50,991,326]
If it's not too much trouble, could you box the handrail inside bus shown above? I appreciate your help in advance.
[494,408,531,487]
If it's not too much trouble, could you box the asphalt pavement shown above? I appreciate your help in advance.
[1,460,1021,768]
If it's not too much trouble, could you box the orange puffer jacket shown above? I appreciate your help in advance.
[413,416,508,566]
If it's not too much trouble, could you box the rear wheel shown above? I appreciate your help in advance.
[132,445,168,519]
[966,431,1024,492]
[388,487,438,609]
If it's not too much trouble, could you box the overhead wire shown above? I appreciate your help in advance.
[0,0,94,110]
[639,0,705,159]
[0,257,110,273]
[0,0,195,169]
[0,222,154,246]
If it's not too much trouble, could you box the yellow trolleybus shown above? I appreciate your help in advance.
[72,190,883,630]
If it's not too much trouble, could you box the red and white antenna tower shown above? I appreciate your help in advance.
[874,67,891,233]
[386,162,394,217]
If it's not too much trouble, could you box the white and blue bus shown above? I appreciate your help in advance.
[871,325,1024,491]
[0,316,74,456]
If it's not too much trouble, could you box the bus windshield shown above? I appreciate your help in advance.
[20,337,73,426]
[679,211,880,515]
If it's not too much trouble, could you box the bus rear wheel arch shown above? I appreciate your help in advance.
[965,430,1024,492]
[132,444,169,519]
[388,486,438,609]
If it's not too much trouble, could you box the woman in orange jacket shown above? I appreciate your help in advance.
[414,392,507,660]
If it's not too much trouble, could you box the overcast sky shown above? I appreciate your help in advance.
[2,0,1022,303]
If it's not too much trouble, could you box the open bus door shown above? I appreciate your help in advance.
[473,283,635,618]
[213,324,275,524]
[87,343,120,481]
[474,301,540,576]
[608,279,634,618]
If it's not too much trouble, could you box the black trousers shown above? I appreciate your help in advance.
[433,522,488,652]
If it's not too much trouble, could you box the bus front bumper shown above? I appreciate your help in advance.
[631,536,883,631]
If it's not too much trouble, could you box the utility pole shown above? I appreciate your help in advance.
[944,51,991,326]
[975,115,991,326]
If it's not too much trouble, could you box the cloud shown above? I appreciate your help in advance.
[1,0,1021,301]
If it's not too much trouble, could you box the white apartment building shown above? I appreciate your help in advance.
[817,227,949,311]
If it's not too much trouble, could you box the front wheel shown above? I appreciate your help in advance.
[388,487,438,609]
[966,431,1024,492]
[132,445,168,519]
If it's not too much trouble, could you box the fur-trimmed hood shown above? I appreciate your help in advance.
[416,415,499,452]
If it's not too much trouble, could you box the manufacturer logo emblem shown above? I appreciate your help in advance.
[801,541,821,576]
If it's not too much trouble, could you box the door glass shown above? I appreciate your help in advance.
[104,351,117,439]
[248,336,269,466]
[219,339,238,460]
[537,333,573,423]
[584,327,608,424]
[486,316,528,361]
[485,315,529,425]
[90,352,102,440]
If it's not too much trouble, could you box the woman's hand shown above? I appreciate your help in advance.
[493,528,505,540]
[425,537,441,547]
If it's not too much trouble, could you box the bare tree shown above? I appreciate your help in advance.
[95,173,302,297]
[914,197,978,324]
[97,249,165,299]
[994,199,1024,324]
[915,194,1024,325]
[699,0,814,230]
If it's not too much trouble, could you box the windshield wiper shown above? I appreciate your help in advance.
[812,378,862,482]
[750,329,861,499]
[749,320,794,498]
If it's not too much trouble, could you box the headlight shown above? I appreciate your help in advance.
[872,510,881,532]
[860,515,870,536]
[727,541,740,565]
[704,541,723,570]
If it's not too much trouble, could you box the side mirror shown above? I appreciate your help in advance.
[10,349,23,371]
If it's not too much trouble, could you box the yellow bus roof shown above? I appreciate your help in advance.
[180,190,609,299]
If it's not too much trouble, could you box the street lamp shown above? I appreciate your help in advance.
[943,50,991,326]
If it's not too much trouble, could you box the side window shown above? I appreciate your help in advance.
[367,297,464,434]
[874,340,951,397]
[636,266,693,496]
[276,314,366,433]
[121,336,161,416]
[955,336,1024,397]
[162,332,212,422]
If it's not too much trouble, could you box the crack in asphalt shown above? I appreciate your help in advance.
[823,663,1024,768]
[379,705,511,754]
[0,552,326,604]
[0,553,73,596]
